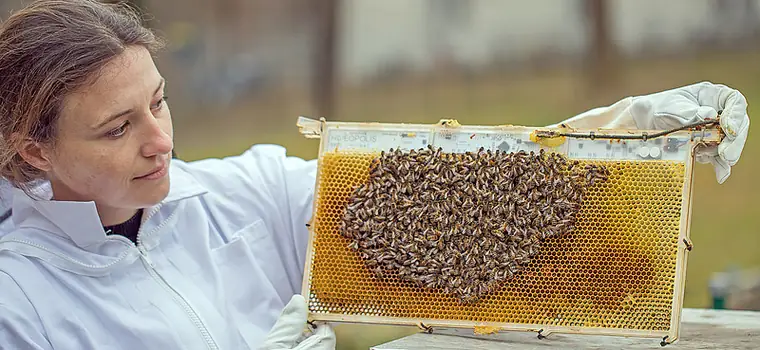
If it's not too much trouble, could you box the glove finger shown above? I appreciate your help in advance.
[651,105,717,129]
[695,105,719,122]
[293,324,337,350]
[716,85,749,142]
[628,97,716,130]
[719,131,748,166]
[710,156,731,184]
[695,144,733,184]
[260,295,309,349]
[718,115,749,165]
[631,86,716,130]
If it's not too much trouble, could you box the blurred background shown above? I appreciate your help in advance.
[2,0,759,348]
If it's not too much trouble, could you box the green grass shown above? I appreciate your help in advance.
[172,50,760,349]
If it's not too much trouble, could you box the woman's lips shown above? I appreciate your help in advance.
[136,162,168,180]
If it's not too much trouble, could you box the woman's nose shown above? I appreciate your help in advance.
[140,118,173,157]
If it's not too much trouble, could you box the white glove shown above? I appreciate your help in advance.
[549,81,750,184]
[259,295,336,350]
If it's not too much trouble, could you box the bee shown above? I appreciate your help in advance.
[337,145,611,303]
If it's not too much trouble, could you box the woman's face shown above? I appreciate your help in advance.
[36,45,173,222]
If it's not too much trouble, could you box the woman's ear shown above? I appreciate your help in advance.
[14,134,53,173]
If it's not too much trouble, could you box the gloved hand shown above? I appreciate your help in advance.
[259,295,336,350]
[548,81,750,184]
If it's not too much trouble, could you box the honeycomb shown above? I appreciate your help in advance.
[307,150,685,331]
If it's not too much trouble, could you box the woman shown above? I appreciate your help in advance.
[0,1,332,349]
[0,1,750,349]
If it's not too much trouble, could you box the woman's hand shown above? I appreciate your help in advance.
[259,295,336,350]
[549,82,750,184]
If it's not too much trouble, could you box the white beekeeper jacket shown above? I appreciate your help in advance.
[0,144,316,349]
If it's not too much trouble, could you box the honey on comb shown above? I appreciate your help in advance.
[307,151,684,331]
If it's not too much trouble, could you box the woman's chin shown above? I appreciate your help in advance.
[136,176,171,207]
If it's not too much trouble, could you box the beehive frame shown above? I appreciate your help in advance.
[297,117,722,344]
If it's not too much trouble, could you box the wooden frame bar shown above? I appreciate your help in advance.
[297,117,722,342]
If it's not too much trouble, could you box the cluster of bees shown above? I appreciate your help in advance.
[339,145,609,303]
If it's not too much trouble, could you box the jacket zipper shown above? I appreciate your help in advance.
[136,206,219,350]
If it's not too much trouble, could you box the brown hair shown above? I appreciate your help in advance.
[0,0,163,193]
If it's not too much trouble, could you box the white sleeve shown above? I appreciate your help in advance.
[178,144,317,295]
[0,271,52,350]
[278,151,318,271]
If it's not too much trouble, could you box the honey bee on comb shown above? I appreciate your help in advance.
[339,145,609,303]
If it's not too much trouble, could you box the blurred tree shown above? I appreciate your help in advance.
[585,0,619,93]
[711,0,760,42]
[311,0,338,118]
[427,0,471,70]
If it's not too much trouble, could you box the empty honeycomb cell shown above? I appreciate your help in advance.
[306,151,686,332]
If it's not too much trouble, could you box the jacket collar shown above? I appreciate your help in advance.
[10,162,208,249]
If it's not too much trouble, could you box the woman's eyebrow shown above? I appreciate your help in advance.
[94,109,133,130]
[153,77,165,96]
[93,78,166,130]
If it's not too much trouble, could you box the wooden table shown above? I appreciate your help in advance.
[370,309,760,349]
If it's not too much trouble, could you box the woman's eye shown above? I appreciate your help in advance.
[106,121,129,138]
[151,96,168,110]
